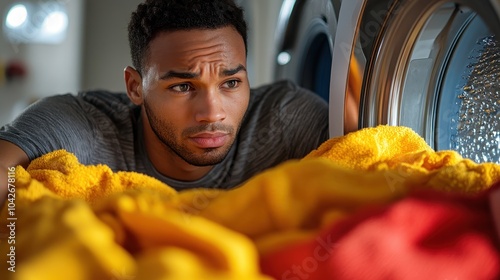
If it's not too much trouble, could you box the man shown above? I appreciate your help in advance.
[0,0,328,204]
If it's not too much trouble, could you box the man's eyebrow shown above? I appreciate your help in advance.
[159,71,199,80]
[159,64,247,80]
[221,64,247,77]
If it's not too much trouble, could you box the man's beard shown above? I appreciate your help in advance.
[144,101,238,166]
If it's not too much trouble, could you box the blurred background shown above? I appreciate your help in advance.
[0,0,283,126]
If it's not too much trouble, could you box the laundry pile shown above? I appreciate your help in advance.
[1,125,500,280]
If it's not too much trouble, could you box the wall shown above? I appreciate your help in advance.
[249,0,283,87]
[81,0,140,92]
[0,0,84,126]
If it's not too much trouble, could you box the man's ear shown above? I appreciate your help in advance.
[124,66,143,105]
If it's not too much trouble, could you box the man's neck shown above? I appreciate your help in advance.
[149,147,213,181]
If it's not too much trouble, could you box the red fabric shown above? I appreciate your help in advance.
[261,190,500,280]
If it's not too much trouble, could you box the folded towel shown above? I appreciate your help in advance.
[1,125,499,280]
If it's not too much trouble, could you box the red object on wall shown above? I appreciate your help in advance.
[5,60,27,81]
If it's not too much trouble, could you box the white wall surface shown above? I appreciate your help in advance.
[81,0,140,92]
[248,0,283,87]
[0,0,84,126]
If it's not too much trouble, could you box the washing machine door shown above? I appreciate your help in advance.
[274,0,341,103]
[331,0,500,164]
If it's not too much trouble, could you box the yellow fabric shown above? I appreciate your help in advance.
[2,197,136,280]
[1,125,500,279]
[0,151,267,280]
[305,125,434,169]
[305,125,500,193]
[19,150,177,203]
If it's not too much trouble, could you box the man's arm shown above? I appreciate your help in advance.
[0,140,29,207]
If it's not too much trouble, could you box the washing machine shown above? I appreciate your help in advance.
[331,0,500,164]
[273,0,342,103]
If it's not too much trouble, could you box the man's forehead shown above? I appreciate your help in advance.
[150,27,244,53]
[144,27,246,72]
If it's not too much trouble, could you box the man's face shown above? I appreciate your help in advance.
[139,26,250,167]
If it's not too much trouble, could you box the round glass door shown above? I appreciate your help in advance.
[332,0,500,163]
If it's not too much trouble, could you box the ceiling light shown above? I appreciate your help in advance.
[3,1,69,44]
[41,11,68,34]
[5,4,28,29]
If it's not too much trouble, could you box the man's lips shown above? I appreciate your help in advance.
[189,132,229,148]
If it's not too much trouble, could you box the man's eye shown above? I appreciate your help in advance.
[170,84,192,92]
[223,80,240,89]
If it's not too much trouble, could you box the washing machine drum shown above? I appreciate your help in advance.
[274,0,341,103]
[331,0,500,164]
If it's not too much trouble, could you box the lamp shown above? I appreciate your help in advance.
[3,1,68,44]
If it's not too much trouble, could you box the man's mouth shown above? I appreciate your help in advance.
[189,132,229,148]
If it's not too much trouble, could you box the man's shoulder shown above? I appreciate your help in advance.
[73,90,138,125]
[77,90,134,109]
[250,79,301,98]
[249,79,327,110]
[31,90,137,125]
[37,90,132,109]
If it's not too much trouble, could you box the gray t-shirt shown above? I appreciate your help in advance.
[0,80,328,190]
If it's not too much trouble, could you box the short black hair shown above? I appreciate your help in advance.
[128,0,248,74]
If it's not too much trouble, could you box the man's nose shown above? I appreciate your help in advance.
[194,89,226,123]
